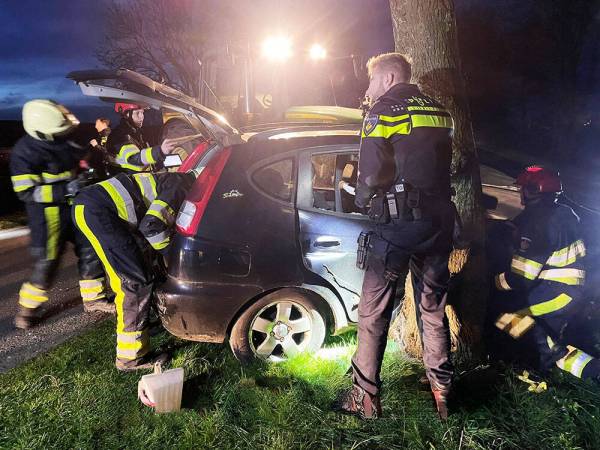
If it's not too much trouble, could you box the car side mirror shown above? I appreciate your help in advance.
[482,192,498,210]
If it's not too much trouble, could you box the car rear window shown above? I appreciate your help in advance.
[252,159,294,202]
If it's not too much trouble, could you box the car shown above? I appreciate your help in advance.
[70,69,522,362]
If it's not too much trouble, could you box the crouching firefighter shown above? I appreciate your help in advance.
[72,171,195,370]
[107,102,176,174]
[336,53,456,420]
[489,166,600,382]
[10,100,112,329]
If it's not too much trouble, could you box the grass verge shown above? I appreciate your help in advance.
[0,210,27,230]
[1,320,600,449]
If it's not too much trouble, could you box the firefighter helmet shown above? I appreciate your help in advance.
[114,102,145,114]
[515,166,562,194]
[22,99,80,141]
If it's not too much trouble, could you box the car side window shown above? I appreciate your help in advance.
[311,153,363,214]
[311,154,336,211]
[252,159,294,202]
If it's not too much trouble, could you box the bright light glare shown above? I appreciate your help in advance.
[315,346,352,360]
[262,36,292,62]
[309,43,327,60]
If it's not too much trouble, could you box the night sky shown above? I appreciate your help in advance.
[0,0,394,122]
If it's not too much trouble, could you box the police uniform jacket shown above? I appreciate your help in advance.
[495,199,586,318]
[355,83,454,209]
[107,119,165,173]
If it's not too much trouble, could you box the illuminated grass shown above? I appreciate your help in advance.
[1,320,600,449]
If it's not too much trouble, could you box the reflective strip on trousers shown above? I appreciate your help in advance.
[511,255,543,280]
[79,278,106,302]
[99,178,138,226]
[44,206,60,260]
[33,185,53,203]
[145,230,170,250]
[140,147,156,165]
[19,282,48,309]
[538,268,585,285]
[41,170,72,183]
[133,173,157,206]
[146,200,175,226]
[117,330,149,360]
[517,293,572,317]
[546,240,586,267]
[556,347,594,378]
[11,174,41,192]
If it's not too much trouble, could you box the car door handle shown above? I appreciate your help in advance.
[314,237,341,248]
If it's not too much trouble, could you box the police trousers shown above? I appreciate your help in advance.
[18,202,105,310]
[72,197,153,362]
[352,204,455,395]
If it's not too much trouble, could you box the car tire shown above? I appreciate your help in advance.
[229,289,327,363]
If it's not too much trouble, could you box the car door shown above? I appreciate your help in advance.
[296,144,371,323]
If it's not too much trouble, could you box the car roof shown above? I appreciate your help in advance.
[243,123,361,143]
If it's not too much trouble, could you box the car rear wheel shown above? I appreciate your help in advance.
[229,289,327,363]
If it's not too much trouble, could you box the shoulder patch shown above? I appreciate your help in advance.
[363,114,379,136]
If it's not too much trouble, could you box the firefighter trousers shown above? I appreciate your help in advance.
[18,202,106,311]
[352,208,455,396]
[72,202,153,362]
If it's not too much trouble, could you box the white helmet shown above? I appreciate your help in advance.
[22,99,80,141]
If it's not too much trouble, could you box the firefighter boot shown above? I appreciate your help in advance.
[116,351,170,372]
[14,306,44,330]
[431,386,451,421]
[335,384,382,419]
[83,299,116,314]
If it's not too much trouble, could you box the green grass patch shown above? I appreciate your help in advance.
[2,321,600,449]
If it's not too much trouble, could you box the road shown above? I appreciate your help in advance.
[0,234,108,373]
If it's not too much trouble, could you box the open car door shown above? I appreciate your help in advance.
[67,69,242,148]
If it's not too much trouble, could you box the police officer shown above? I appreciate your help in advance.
[489,166,600,381]
[72,170,194,370]
[107,103,176,173]
[337,53,456,419]
[10,100,112,329]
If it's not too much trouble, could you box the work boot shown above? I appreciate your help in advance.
[115,351,170,372]
[334,384,382,419]
[431,386,451,421]
[14,306,44,330]
[83,299,116,314]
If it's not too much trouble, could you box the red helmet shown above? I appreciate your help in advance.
[515,166,562,194]
[114,102,144,114]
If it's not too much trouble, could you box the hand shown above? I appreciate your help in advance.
[160,138,177,155]
[338,180,348,190]
[90,139,98,147]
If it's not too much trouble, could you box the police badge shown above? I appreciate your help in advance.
[363,114,379,136]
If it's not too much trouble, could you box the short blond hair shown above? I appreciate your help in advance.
[366,53,412,82]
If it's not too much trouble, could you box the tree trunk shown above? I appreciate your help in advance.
[388,0,487,365]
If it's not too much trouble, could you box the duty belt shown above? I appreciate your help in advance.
[385,183,448,220]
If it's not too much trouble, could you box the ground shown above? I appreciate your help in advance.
[1,320,600,450]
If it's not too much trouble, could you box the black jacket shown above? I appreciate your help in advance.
[107,119,164,173]
[355,83,454,208]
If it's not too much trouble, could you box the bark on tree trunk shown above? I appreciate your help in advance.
[388,0,487,365]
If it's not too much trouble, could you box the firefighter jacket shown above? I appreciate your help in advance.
[355,83,454,208]
[10,135,83,204]
[78,172,193,253]
[494,199,586,317]
[107,119,165,173]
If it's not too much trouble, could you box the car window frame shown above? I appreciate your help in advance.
[246,149,298,206]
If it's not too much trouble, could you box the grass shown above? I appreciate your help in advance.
[2,321,600,450]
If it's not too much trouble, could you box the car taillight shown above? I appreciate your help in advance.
[176,147,231,236]
[178,140,210,173]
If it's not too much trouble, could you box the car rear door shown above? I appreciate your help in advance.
[296,145,370,323]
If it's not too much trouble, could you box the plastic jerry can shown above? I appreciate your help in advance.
[138,363,184,413]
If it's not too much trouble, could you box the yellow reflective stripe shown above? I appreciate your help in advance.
[79,278,105,289]
[510,255,543,280]
[411,114,453,129]
[44,206,60,260]
[133,173,157,206]
[33,185,54,203]
[517,293,572,317]
[11,174,41,192]
[147,199,175,225]
[557,347,594,378]
[74,205,126,335]
[362,121,411,138]
[378,114,410,123]
[119,164,145,172]
[99,178,137,225]
[146,231,170,249]
[41,170,72,183]
[546,240,586,267]
[407,106,448,113]
[117,330,149,359]
[140,147,156,165]
[19,282,48,308]
[11,173,41,182]
[495,272,512,291]
[538,268,585,285]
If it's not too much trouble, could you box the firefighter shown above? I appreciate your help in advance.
[10,100,112,329]
[489,166,600,381]
[90,117,111,152]
[336,53,456,420]
[72,171,194,370]
[107,102,176,173]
